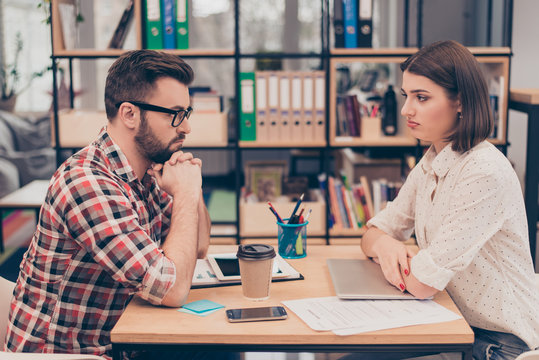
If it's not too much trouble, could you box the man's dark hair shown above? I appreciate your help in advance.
[104,49,194,120]
[400,40,493,153]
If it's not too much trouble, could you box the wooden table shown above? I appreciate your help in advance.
[111,245,474,359]
[509,89,539,267]
[0,180,48,253]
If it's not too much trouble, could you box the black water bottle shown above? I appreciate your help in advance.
[382,85,397,136]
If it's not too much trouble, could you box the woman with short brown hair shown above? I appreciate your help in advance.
[361,40,539,360]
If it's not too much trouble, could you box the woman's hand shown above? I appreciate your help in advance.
[371,234,416,292]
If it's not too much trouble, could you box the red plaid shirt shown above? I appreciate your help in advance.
[4,129,177,358]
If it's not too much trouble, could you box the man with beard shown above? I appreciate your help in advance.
[4,50,210,359]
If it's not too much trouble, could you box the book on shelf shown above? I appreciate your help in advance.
[337,94,363,137]
[327,176,344,230]
[357,0,373,48]
[175,0,189,49]
[344,95,362,137]
[487,75,505,140]
[314,71,326,142]
[338,148,402,185]
[57,0,78,50]
[372,179,402,214]
[301,73,314,142]
[108,0,135,49]
[255,72,269,142]
[333,0,373,49]
[191,94,223,113]
[326,173,401,231]
[341,173,364,228]
[267,72,281,141]
[333,0,345,48]
[359,175,374,220]
[161,0,175,49]
[341,180,359,229]
[190,86,223,113]
[279,72,292,143]
[143,0,189,49]
[239,71,326,144]
[353,183,370,222]
[291,73,303,141]
[343,0,358,48]
[239,72,257,141]
[143,0,163,49]
[334,180,350,228]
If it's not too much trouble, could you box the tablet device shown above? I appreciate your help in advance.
[327,258,422,300]
[207,253,291,281]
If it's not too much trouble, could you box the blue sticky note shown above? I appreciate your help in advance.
[182,299,224,313]
[178,307,222,317]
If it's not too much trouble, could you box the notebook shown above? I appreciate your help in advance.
[327,258,418,300]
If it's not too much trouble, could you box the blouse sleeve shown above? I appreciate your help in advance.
[411,164,511,291]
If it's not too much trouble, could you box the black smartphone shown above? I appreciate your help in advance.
[226,306,288,323]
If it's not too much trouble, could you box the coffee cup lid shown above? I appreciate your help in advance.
[237,244,276,260]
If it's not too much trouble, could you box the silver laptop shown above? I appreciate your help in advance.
[327,258,418,300]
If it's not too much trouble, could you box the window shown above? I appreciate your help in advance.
[1,0,52,112]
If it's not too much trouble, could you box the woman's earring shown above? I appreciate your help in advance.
[457,112,463,121]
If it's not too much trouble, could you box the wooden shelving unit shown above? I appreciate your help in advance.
[48,0,512,245]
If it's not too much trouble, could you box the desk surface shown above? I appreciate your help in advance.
[510,88,539,105]
[0,180,49,208]
[111,245,473,347]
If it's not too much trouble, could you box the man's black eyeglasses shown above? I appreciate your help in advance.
[116,101,192,128]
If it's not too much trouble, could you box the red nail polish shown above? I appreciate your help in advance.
[404,269,409,275]
[399,283,405,291]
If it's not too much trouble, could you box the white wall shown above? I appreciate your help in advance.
[508,0,539,184]
[508,0,539,267]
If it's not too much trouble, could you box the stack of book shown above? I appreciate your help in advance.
[108,1,136,49]
[326,175,373,230]
[324,174,402,230]
[336,94,361,137]
[143,0,189,50]
[239,71,326,144]
[190,87,223,113]
[371,179,402,215]
[182,87,227,147]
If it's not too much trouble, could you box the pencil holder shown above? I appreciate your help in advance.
[277,219,308,259]
[361,116,382,138]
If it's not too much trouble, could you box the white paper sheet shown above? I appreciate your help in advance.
[281,296,461,335]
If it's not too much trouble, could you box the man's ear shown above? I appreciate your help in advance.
[117,102,138,130]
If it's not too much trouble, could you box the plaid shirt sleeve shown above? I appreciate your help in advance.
[158,190,173,239]
[50,169,176,305]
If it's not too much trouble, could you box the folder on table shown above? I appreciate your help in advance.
[279,72,292,143]
[144,0,163,49]
[291,73,303,142]
[314,71,326,142]
[267,72,280,142]
[175,0,189,49]
[239,72,256,141]
[161,0,175,49]
[357,0,373,47]
[343,0,358,48]
[255,72,269,143]
[301,73,315,142]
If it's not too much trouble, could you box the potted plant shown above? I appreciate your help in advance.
[0,32,50,112]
